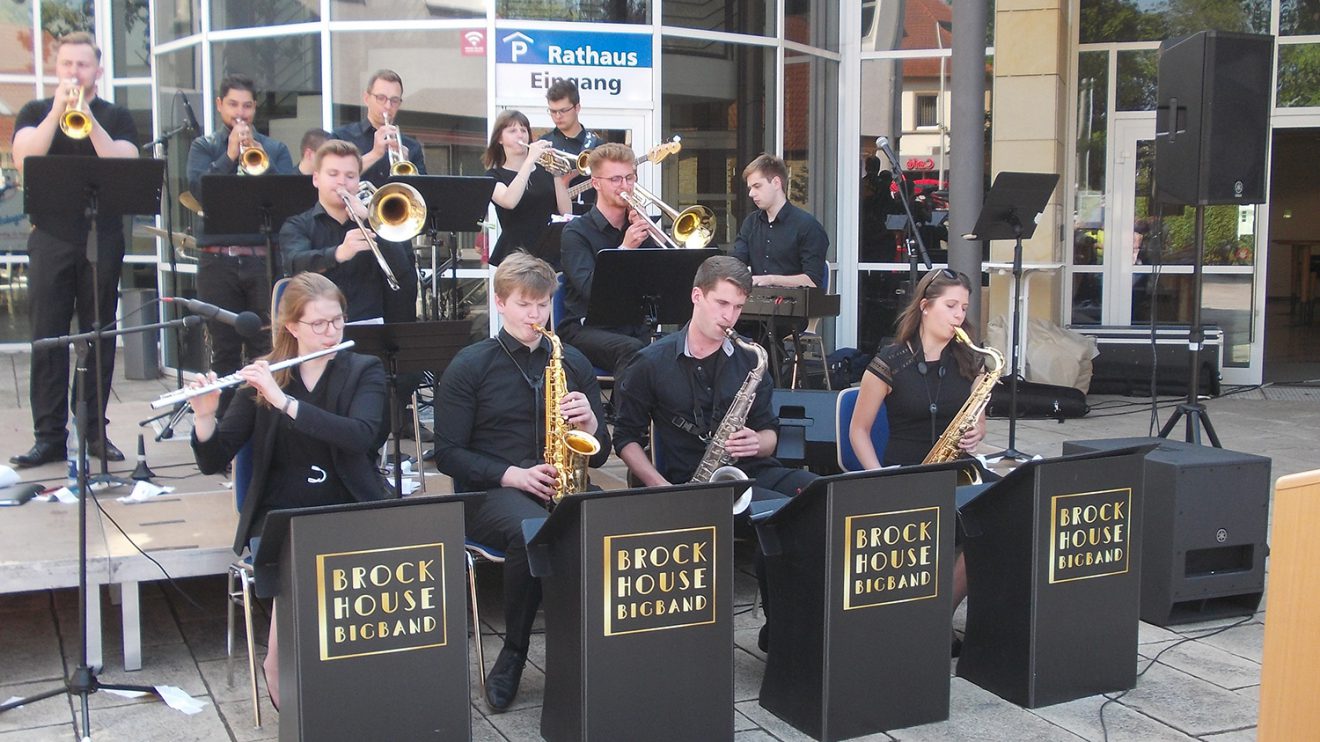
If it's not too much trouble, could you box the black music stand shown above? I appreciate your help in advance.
[6,158,170,735]
[963,172,1059,462]
[586,248,719,333]
[200,174,316,289]
[344,321,470,495]
[389,175,496,320]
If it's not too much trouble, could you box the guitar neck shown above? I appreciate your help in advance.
[567,153,651,199]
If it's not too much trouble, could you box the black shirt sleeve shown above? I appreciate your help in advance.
[799,216,830,287]
[432,346,516,490]
[612,350,655,456]
[731,213,753,267]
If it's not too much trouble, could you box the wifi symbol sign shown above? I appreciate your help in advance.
[461,30,486,56]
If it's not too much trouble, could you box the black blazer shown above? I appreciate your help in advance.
[192,351,394,554]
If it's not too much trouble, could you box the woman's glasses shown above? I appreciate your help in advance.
[298,316,346,334]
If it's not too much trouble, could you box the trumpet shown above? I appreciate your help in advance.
[519,141,580,177]
[236,119,269,176]
[151,342,355,409]
[340,180,428,292]
[620,183,716,249]
[60,83,92,139]
[382,111,416,176]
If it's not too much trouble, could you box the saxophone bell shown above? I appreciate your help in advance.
[533,324,601,505]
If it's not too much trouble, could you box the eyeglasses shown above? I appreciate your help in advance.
[370,93,404,107]
[601,174,638,187]
[548,105,578,116]
[298,316,346,334]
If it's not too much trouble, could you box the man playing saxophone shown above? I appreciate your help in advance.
[433,252,610,712]
[613,256,816,650]
[187,73,296,415]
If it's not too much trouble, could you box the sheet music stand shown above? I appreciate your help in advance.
[389,175,496,320]
[343,320,470,495]
[8,156,166,735]
[200,174,316,289]
[963,172,1059,462]
[586,248,719,332]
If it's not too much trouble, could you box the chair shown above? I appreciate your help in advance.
[786,266,833,390]
[463,540,505,699]
[835,387,888,472]
[225,441,261,727]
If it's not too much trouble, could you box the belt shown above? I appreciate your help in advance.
[201,246,267,257]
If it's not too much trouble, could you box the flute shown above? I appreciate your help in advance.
[150,341,355,409]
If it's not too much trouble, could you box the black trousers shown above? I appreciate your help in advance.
[465,487,547,654]
[196,252,272,375]
[556,321,646,374]
[27,229,122,445]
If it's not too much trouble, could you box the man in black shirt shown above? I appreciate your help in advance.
[732,153,829,289]
[557,143,655,373]
[186,73,297,413]
[538,79,601,215]
[280,140,414,323]
[10,32,139,467]
[330,69,426,185]
[434,252,610,712]
[296,127,330,175]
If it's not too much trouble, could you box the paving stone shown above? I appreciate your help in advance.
[212,695,276,742]
[889,678,1086,741]
[471,711,504,742]
[484,705,543,740]
[0,723,74,740]
[1138,639,1261,691]
[1199,728,1257,742]
[0,679,74,735]
[81,695,228,742]
[0,612,65,686]
[735,700,820,742]
[1029,694,1198,742]
[1116,662,1258,737]
[733,646,765,703]
[196,657,263,705]
[1196,621,1266,664]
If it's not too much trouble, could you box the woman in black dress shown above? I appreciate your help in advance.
[191,272,390,708]
[483,109,570,267]
[847,268,986,643]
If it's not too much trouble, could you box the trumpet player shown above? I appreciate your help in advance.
[10,32,138,468]
[557,142,655,373]
[483,110,570,267]
[330,69,426,184]
[433,253,610,712]
[280,141,415,324]
[187,73,296,414]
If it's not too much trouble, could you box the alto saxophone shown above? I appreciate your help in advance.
[690,329,766,513]
[922,327,1006,484]
[534,324,601,505]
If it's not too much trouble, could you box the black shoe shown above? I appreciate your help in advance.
[758,623,770,653]
[10,441,66,468]
[87,438,125,463]
[421,448,436,462]
[951,633,963,658]
[484,646,526,712]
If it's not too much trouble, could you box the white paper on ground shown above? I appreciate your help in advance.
[116,480,175,504]
[2,696,23,708]
[102,688,151,699]
[155,685,208,715]
[0,466,20,488]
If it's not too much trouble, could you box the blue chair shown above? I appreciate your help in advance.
[836,387,888,472]
[225,441,261,727]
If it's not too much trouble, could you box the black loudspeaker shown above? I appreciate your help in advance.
[1155,31,1273,206]
[1062,437,1269,626]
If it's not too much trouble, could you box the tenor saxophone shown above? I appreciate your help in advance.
[922,327,1006,484]
[690,329,766,513]
[534,324,601,505]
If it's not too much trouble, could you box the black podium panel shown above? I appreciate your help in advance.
[270,497,470,741]
[529,484,736,742]
[956,448,1148,708]
[757,465,958,739]
[1063,437,1269,625]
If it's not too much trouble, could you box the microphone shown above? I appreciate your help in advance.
[163,297,263,338]
[875,136,901,172]
[180,92,202,134]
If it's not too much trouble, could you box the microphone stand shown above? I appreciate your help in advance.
[879,144,933,292]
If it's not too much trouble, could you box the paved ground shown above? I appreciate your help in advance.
[0,350,1311,741]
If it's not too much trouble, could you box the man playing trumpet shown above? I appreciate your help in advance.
[9,31,138,468]
[186,73,296,415]
[330,69,427,184]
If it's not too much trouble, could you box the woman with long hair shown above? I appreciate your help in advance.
[483,109,570,267]
[847,267,986,653]
[191,271,391,708]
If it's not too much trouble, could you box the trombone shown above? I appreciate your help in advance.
[60,83,91,139]
[382,111,416,176]
[620,183,716,249]
[339,180,428,292]
[235,119,269,176]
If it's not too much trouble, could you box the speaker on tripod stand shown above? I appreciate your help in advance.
[1154,30,1274,446]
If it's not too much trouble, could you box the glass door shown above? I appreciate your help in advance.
[1105,117,1264,384]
